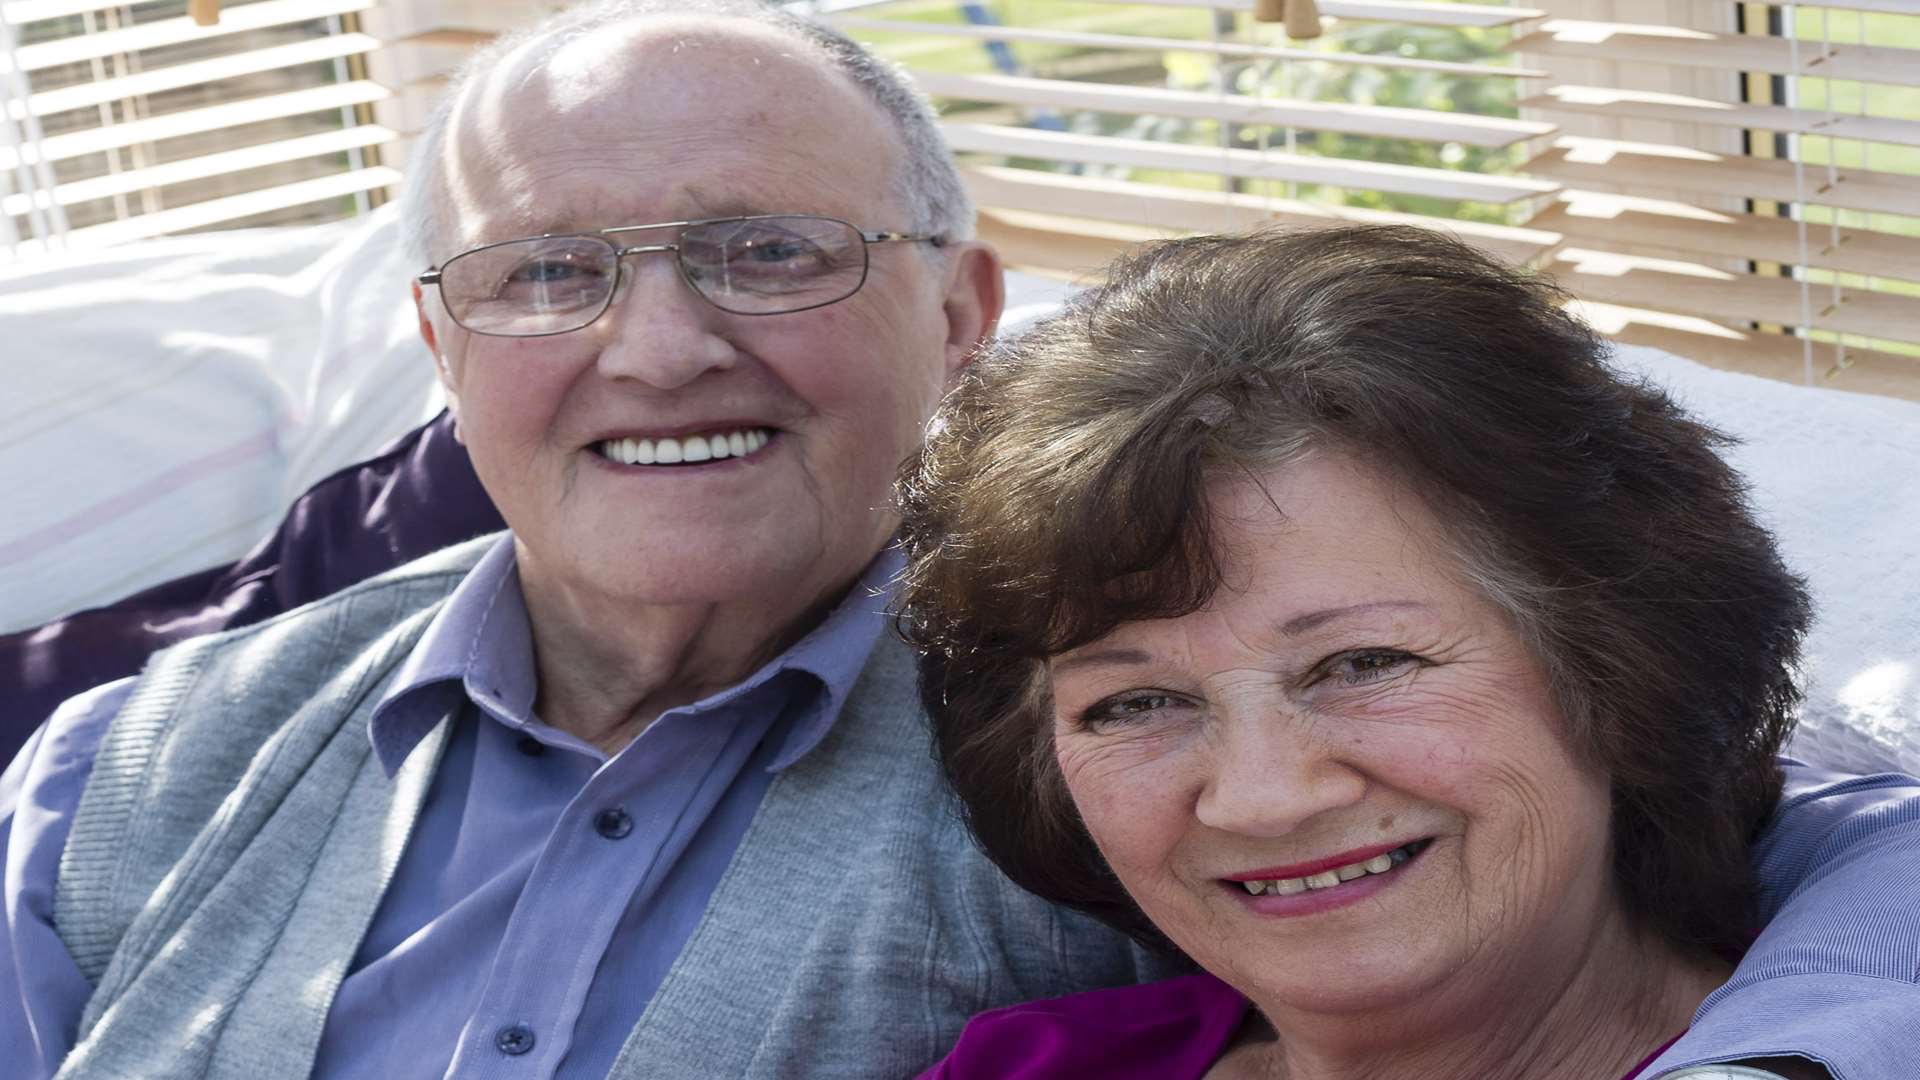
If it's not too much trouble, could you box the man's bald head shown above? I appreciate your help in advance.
[399,0,972,270]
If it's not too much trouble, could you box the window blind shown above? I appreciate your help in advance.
[835,0,1919,399]
[1,0,397,261]
[10,0,1913,397]
[830,0,1563,298]
[1518,1,1920,397]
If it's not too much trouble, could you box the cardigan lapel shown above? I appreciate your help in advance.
[604,637,926,1078]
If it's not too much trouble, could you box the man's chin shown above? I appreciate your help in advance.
[521,534,833,609]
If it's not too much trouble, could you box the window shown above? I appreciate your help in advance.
[1,0,396,260]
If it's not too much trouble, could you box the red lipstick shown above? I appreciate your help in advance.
[1222,840,1416,882]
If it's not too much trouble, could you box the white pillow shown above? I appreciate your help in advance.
[1606,345,1920,777]
[0,205,440,632]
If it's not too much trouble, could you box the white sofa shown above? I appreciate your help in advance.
[2,206,1914,774]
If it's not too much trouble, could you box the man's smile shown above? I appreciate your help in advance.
[593,426,776,466]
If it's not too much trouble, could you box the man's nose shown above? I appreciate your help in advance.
[589,253,738,389]
[1193,707,1367,838]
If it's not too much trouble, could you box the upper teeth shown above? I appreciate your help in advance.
[1240,843,1418,896]
[600,428,769,466]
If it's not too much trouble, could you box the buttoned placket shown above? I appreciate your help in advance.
[441,693,787,1079]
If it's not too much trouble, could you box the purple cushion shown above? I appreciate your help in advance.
[0,409,504,763]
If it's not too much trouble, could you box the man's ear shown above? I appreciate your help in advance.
[413,281,465,443]
[939,241,1004,377]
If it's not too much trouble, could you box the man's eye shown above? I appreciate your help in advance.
[742,239,813,264]
[1325,650,1419,687]
[508,259,589,284]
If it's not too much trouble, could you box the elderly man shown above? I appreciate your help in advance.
[0,2,1916,1078]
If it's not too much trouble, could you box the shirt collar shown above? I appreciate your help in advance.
[368,535,896,775]
[371,534,534,772]
[759,545,896,772]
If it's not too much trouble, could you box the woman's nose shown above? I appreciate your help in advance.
[1193,710,1367,838]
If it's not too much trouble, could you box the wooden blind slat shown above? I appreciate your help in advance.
[1513,22,1920,88]
[832,16,1545,79]
[919,71,1553,148]
[1588,316,1920,400]
[0,80,390,169]
[1553,249,1920,344]
[21,33,380,117]
[1070,0,1546,29]
[7,165,400,257]
[1744,0,1920,15]
[0,0,174,23]
[1525,141,1920,218]
[976,207,1165,280]
[1531,194,1920,284]
[946,122,1560,203]
[962,164,1560,263]
[2,124,393,215]
[7,0,374,73]
[1522,86,1920,149]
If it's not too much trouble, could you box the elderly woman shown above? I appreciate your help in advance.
[894,226,1831,1080]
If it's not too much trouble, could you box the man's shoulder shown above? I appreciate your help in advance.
[220,531,502,644]
[123,531,503,699]
[56,534,505,883]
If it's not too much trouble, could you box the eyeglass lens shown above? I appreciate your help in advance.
[441,216,870,336]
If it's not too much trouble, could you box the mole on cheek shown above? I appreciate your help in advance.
[1377,814,1396,832]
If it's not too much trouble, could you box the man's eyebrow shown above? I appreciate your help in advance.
[1279,601,1427,636]
[1049,648,1155,677]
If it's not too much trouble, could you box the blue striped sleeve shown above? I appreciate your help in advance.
[1648,760,1920,1080]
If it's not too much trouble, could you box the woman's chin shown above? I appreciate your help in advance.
[1206,945,1457,1020]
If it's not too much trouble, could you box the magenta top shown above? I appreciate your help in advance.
[918,973,1686,1080]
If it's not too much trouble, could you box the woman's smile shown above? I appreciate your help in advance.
[1221,837,1435,918]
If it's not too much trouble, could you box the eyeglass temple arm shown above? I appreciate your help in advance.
[417,269,443,285]
[864,231,945,247]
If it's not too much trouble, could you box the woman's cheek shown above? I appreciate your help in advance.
[1056,729,1195,824]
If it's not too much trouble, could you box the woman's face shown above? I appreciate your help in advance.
[1047,453,1619,1022]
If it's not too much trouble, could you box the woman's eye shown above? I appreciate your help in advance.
[1078,692,1184,730]
[1325,650,1419,687]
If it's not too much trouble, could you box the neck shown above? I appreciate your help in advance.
[517,546,856,756]
[1222,908,1730,1080]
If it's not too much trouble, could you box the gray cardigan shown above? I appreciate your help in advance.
[52,537,1170,1079]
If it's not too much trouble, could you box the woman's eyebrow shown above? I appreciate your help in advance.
[1279,601,1428,636]
[1049,648,1155,677]
[1050,603,1431,676]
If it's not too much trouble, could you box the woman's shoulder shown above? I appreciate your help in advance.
[919,973,1250,1080]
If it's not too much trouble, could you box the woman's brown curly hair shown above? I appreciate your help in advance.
[895,225,1811,959]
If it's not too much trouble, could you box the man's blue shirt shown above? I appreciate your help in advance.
[0,534,889,1078]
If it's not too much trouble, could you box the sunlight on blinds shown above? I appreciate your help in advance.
[1,0,390,262]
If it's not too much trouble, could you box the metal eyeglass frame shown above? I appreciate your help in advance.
[415,213,946,338]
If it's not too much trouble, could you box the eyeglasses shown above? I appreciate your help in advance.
[416,214,944,338]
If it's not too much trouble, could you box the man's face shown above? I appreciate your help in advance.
[420,22,997,619]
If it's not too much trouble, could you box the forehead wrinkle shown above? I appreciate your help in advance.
[445,34,901,251]
[464,130,880,248]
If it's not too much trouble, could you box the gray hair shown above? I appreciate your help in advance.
[398,0,973,270]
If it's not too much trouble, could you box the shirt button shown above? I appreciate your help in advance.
[515,736,545,757]
[594,807,633,839]
[495,1024,536,1056]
